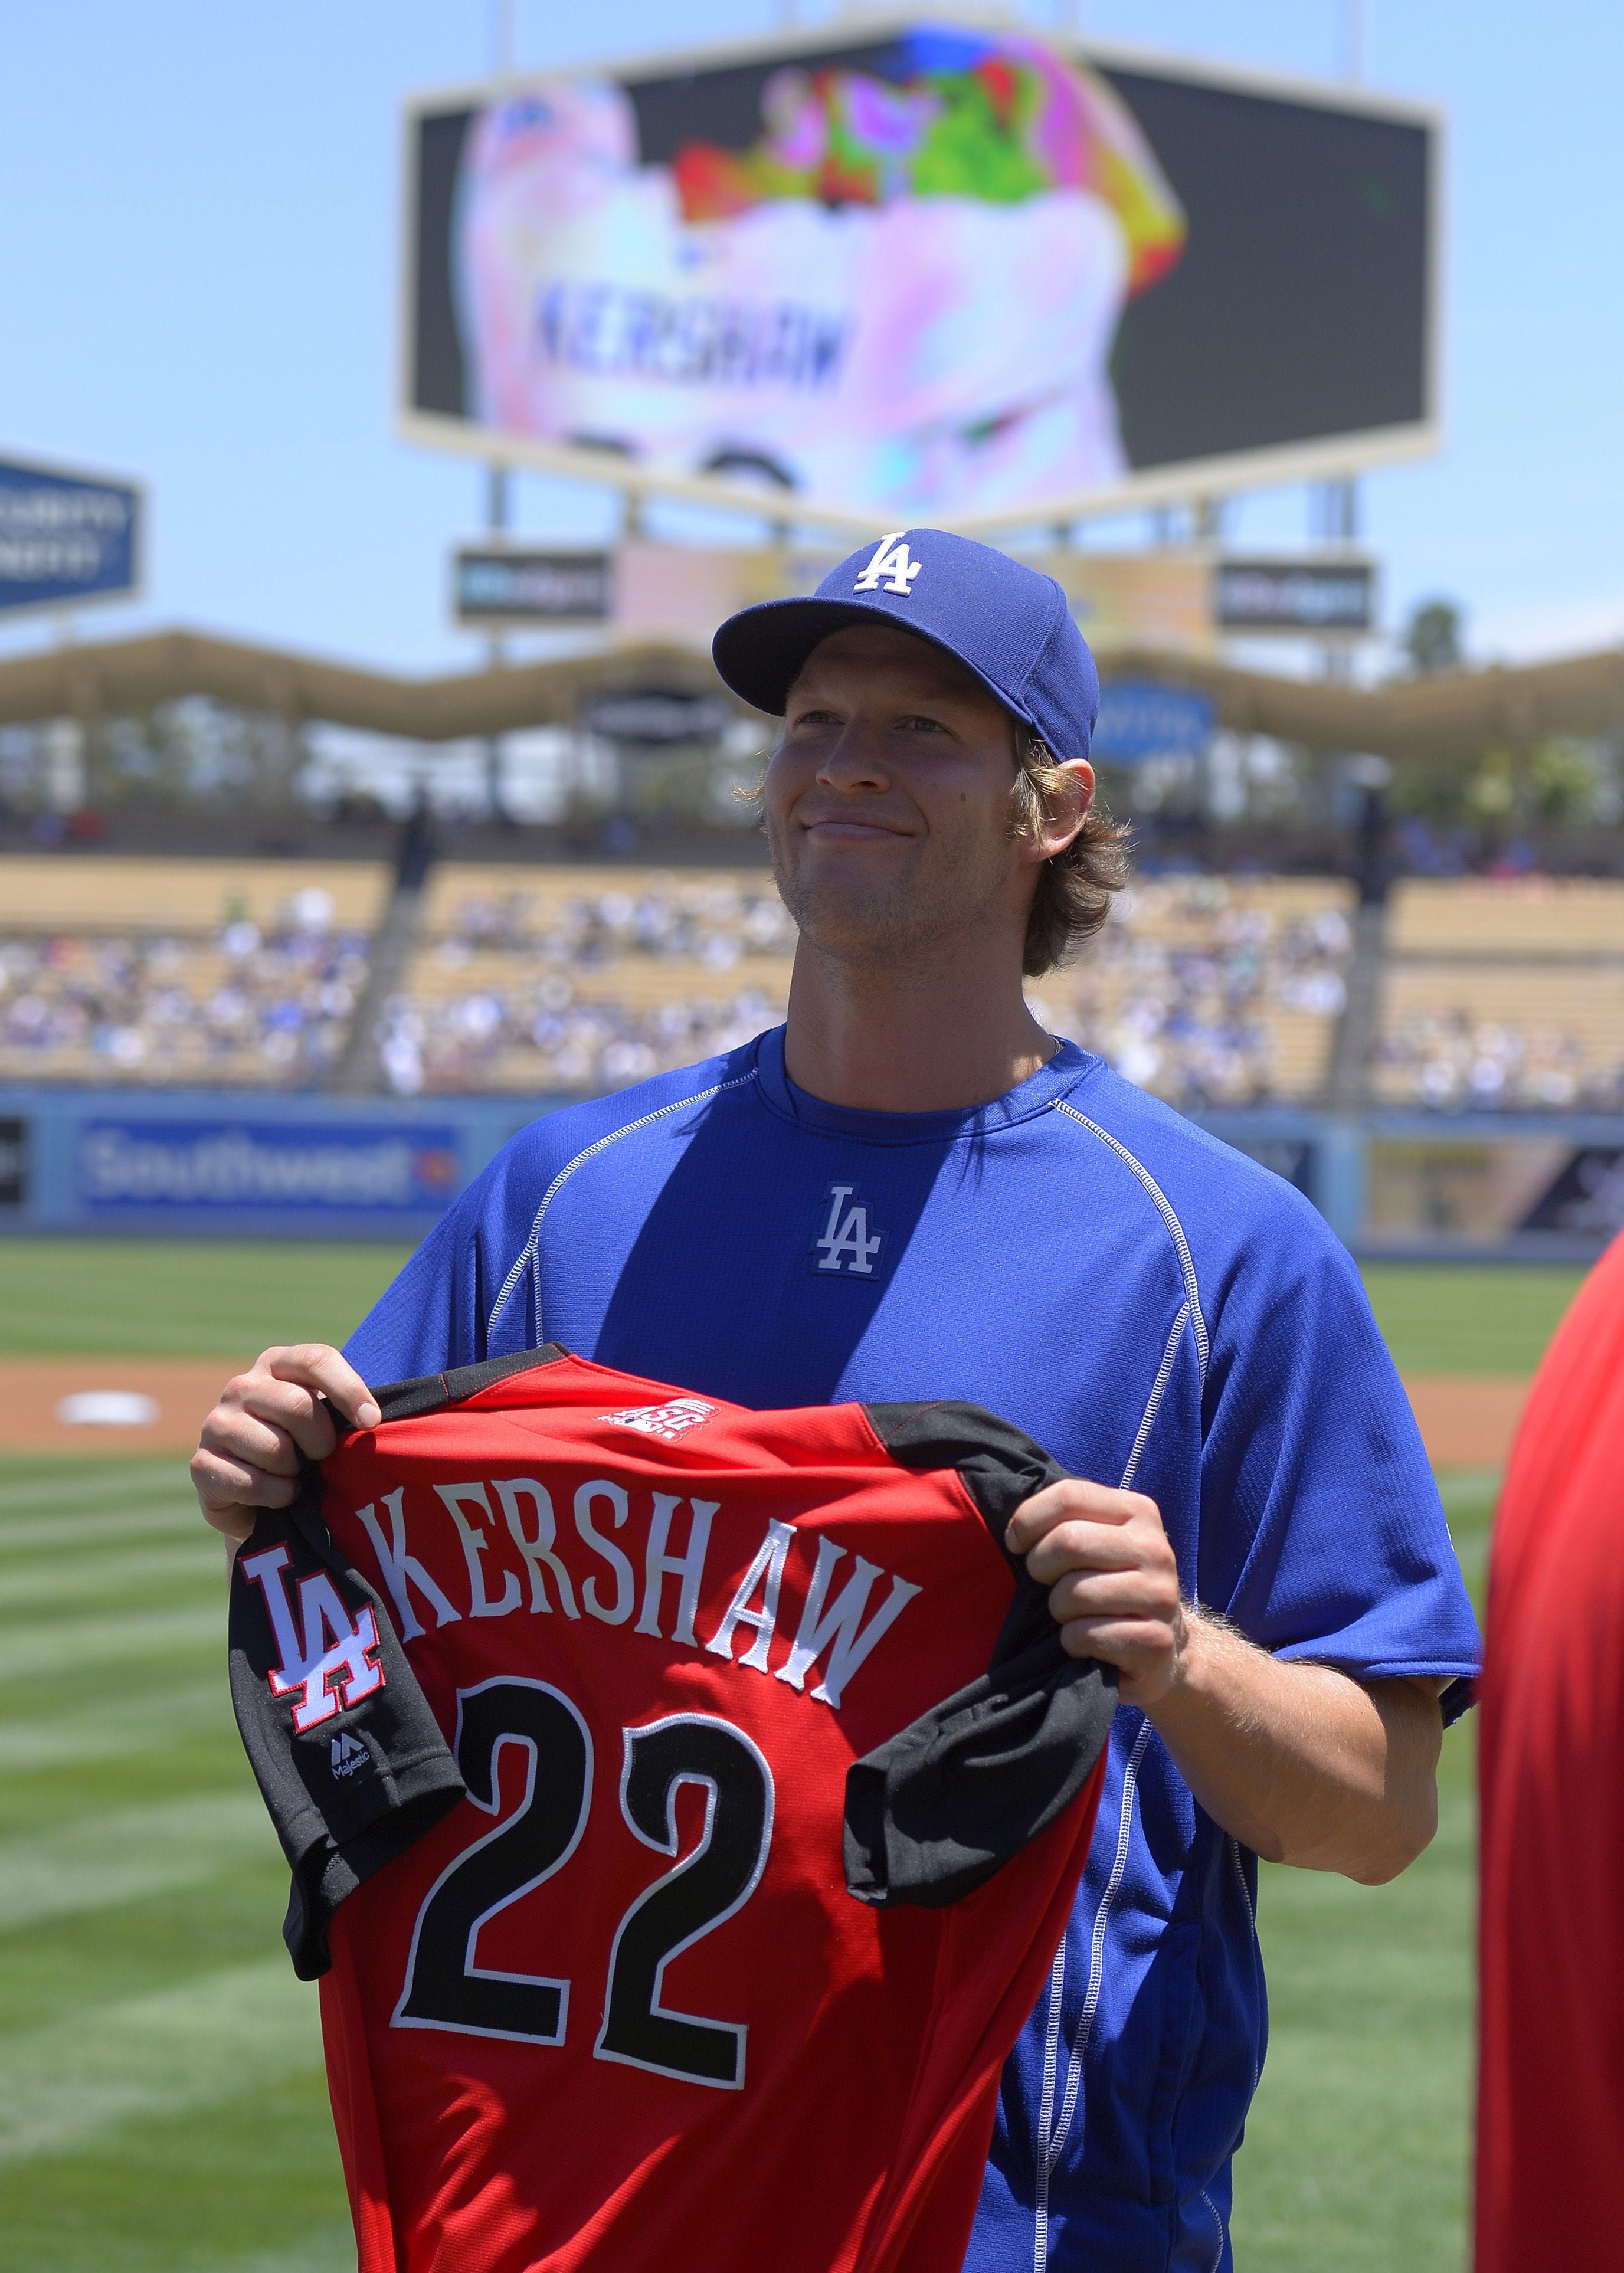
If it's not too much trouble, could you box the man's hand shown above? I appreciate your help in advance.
[1005,1473,1443,1883]
[1005,1477,1186,1708]
[191,1344,380,1542]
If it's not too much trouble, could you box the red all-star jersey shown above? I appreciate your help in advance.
[228,1348,1114,2273]
[1477,1235,1624,2272]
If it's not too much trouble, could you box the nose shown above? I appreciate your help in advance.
[814,720,890,794]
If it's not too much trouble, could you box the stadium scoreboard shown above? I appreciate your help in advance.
[400,15,1440,532]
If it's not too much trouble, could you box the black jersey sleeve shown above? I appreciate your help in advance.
[225,1347,576,1979]
[842,1403,1116,1910]
[228,1473,467,1981]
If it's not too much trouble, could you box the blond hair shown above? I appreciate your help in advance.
[1009,735,1132,976]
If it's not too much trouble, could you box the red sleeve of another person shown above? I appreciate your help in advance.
[1477,1233,1624,2272]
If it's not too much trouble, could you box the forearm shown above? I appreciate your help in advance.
[1143,1610,1442,1884]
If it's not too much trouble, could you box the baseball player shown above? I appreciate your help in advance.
[195,530,1480,2272]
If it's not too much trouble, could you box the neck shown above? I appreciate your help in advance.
[781,933,1056,1112]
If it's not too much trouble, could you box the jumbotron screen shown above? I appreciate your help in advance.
[402,22,1437,526]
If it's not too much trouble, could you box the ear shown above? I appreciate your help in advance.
[1018,759,1095,866]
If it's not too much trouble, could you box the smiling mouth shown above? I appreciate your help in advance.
[799,816,915,841]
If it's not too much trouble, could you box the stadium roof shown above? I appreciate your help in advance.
[0,626,1619,758]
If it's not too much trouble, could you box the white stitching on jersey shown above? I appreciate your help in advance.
[1032,1715,1154,2271]
[486,1073,758,1342]
[1200,2187,1227,2272]
[1052,1104,1209,1381]
[1030,1940,1069,2273]
[1121,1301,1191,1494]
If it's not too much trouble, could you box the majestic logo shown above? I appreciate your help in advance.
[811,1184,885,1278]
[241,1542,386,1734]
[607,1397,717,1443]
[852,532,921,598]
[330,1731,371,1779]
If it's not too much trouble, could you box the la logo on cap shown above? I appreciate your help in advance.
[853,532,922,598]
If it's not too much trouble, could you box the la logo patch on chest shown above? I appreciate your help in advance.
[810,1183,886,1279]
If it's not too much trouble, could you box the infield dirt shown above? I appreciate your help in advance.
[0,1357,1531,1465]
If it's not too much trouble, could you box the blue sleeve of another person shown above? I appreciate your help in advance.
[1195,1197,1481,1716]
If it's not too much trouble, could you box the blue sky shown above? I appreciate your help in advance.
[2,1,1618,677]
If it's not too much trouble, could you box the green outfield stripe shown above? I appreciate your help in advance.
[0,1466,192,1516]
[0,1539,220,1612]
[0,1501,203,1554]
[0,1599,224,1685]
[0,1677,231,1776]
[0,1957,322,2167]
[0,1790,279,1934]
[188,2229,356,2273]
[1436,1468,1502,1508]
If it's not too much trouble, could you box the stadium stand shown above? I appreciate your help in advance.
[1373,878,1624,1109]
[0,856,389,1086]
[1032,875,1356,1109]
[380,865,795,1095]
[10,852,1616,1114]
[384,863,1354,1108]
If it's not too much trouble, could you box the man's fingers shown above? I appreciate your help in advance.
[1046,1568,1181,1625]
[199,1399,304,1477]
[190,1445,293,1537]
[191,1344,376,1549]
[1021,1518,1153,1587]
[205,1371,328,1469]
[1004,1479,1150,1554]
[1057,1616,1165,1667]
[262,1345,380,1430]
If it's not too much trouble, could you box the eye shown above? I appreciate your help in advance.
[788,705,839,731]
[901,715,949,735]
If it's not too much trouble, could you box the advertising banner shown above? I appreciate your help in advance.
[76,1120,459,1216]
[1215,557,1376,634]
[454,547,614,624]
[1092,680,1215,761]
[1520,1148,1624,1239]
[403,21,1438,529]
[0,456,142,616]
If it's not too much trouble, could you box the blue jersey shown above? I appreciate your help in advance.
[347,1029,1481,2273]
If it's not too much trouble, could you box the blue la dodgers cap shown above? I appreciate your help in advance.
[712,528,1100,761]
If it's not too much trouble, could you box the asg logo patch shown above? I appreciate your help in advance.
[811,1183,885,1278]
[852,532,921,598]
[241,1541,386,1734]
[607,1397,716,1443]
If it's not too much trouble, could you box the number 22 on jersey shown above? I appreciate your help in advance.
[394,1676,774,2090]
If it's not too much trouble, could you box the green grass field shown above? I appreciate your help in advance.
[0,1241,1588,2272]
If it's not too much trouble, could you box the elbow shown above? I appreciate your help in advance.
[1345,1783,1439,1886]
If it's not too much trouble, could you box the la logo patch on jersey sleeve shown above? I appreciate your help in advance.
[852,533,921,597]
[241,1541,387,1734]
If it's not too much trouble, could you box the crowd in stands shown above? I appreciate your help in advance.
[384,873,794,1095]
[378,984,786,1098]
[389,869,1355,1108]
[1371,1010,1613,1110]
[1033,876,1354,1109]
[428,875,799,964]
[1371,877,1624,1110]
[8,855,1622,1116]
[0,886,372,1085]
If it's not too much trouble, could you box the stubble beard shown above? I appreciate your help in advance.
[765,805,1013,977]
